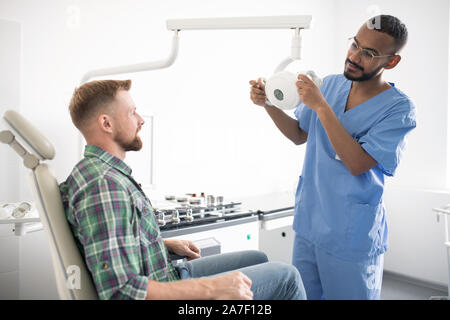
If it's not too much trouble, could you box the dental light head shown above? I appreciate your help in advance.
[264,27,322,110]
[265,70,323,110]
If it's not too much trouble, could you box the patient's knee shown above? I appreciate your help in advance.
[246,250,269,264]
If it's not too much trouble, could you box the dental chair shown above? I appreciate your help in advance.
[0,110,98,299]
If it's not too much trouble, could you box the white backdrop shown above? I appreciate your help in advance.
[0,0,337,202]
[0,0,448,297]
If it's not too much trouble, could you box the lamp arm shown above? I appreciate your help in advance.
[79,30,180,84]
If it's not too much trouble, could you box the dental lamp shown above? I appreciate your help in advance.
[264,27,323,110]
[166,16,323,110]
[78,15,318,154]
[81,16,315,82]
[81,16,318,100]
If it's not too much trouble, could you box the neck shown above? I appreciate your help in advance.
[351,73,390,95]
[85,137,126,160]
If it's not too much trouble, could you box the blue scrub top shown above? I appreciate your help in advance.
[293,74,416,261]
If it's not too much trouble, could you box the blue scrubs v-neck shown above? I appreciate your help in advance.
[293,74,416,261]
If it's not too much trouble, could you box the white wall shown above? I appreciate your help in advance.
[383,185,449,287]
[1,0,449,298]
[19,230,58,299]
[0,19,21,203]
[0,0,336,201]
[0,19,21,300]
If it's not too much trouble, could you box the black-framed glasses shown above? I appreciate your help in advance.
[347,37,396,63]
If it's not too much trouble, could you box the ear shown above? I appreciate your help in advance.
[384,55,401,70]
[97,113,114,134]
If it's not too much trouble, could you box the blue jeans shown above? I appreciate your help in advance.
[175,250,306,300]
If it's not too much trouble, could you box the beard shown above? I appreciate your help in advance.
[114,129,143,152]
[343,58,384,82]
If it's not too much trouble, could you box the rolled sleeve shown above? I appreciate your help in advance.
[75,177,148,300]
[359,102,416,177]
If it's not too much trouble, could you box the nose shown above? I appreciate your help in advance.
[348,47,362,63]
[137,113,145,126]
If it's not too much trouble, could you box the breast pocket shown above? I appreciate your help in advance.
[133,197,160,244]
[346,201,383,254]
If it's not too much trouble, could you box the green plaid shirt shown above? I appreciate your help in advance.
[59,145,180,300]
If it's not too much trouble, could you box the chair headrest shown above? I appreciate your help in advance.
[3,110,55,160]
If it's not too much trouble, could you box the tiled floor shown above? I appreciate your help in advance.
[380,273,448,300]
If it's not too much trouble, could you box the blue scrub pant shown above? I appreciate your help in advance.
[175,250,306,300]
[292,234,384,300]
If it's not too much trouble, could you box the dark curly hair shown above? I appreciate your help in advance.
[367,15,408,53]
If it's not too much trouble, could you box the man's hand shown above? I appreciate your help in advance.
[164,239,201,261]
[146,270,253,300]
[209,271,253,300]
[249,78,271,107]
[296,74,328,112]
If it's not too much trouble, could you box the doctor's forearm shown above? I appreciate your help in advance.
[316,105,377,175]
[264,105,307,145]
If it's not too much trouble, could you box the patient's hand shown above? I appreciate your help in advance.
[164,239,201,261]
[209,271,253,300]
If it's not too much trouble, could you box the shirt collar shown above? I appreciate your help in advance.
[84,145,132,177]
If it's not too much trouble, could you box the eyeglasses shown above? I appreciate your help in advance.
[347,37,396,63]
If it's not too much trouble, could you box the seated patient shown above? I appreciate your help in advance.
[59,79,306,300]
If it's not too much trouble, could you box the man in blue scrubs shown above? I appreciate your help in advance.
[249,15,416,299]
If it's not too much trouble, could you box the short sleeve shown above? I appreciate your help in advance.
[294,102,313,133]
[359,101,416,177]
